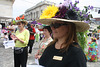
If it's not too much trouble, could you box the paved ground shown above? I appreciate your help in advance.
[0,37,100,67]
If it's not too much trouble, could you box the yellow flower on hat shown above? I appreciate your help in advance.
[40,5,59,19]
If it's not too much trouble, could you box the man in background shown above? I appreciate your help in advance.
[27,24,36,55]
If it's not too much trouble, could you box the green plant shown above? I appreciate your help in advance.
[97,25,100,29]
[71,2,93,51]
[77,31,88,52]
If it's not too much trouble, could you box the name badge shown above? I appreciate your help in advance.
[53,56,63,61]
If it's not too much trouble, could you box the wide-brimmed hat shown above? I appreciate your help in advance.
[37,3,90,32]
[37,18,89,32]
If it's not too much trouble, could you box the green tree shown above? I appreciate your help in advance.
[77,31,88,52]
[97,25,100,29]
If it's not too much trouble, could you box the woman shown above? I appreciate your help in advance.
[35,26,53,59]
[11,21,30,67]
[86,37,98,62]
[7,22,15,40]
[37,4,90,67]
[4,32,8,41]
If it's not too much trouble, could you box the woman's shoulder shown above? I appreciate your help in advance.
[25,29,29,31]
[45,43,55,51]
[69,42,83,54]
[24,29,29,33]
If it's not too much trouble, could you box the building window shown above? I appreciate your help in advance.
[34,12,35,19]
[98,10,100,14]
[41,10,43,13]
[36,11,39,18]
[31,12,33,20]
[95,8,97,12]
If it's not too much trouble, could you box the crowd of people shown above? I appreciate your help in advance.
[1,20,100,67]
[0,22,42,42]
[0,21,45,67]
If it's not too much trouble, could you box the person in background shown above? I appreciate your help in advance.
[0,24,2,38]
[89,30,92,37]
[35,26,53,59]
[27,23,36,55]
[39,31,44,40]
[37,3,89,67]
[86,37,98,62]
[11,21,30,67]
[35,25,40,42]
[31,24,35,28]
[31,23,36,45]
[7,22,15,40]
[4,32,8,41]
[38,26,44,40]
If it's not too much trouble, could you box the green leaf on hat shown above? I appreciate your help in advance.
[13,20,16,24]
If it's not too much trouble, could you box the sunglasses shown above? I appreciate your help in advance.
[50,23,68,29]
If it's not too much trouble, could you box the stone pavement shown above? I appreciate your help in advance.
[0,38,100,67]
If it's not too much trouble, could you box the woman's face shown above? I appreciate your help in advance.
[43,29,50,37]
[50,22,70,39]
[17,22,24,30]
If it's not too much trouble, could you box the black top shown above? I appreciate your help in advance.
[39,42,87,67]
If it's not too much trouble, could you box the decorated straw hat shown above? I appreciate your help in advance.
[16,15,27,25]
[37,1,91,32]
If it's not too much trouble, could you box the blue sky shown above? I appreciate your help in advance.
[13,0,100,19]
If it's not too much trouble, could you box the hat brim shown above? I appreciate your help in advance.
[37,18,90,32]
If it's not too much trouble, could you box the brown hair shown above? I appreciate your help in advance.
[48,22,78,52]
[43,26,52,35]
[31,24,35,27]
[17,21,27,25]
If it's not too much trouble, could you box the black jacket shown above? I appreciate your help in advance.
[39,42,87,67]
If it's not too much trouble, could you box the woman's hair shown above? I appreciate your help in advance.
[4,33,7,35]
[31,24,35,27]
[27,23,31,28]
[43,26,52,35]
[27,23,32,32]
[17,21,27,26]
[48,22,78,52]
[36,25,39,28]
[21,21,27,25]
